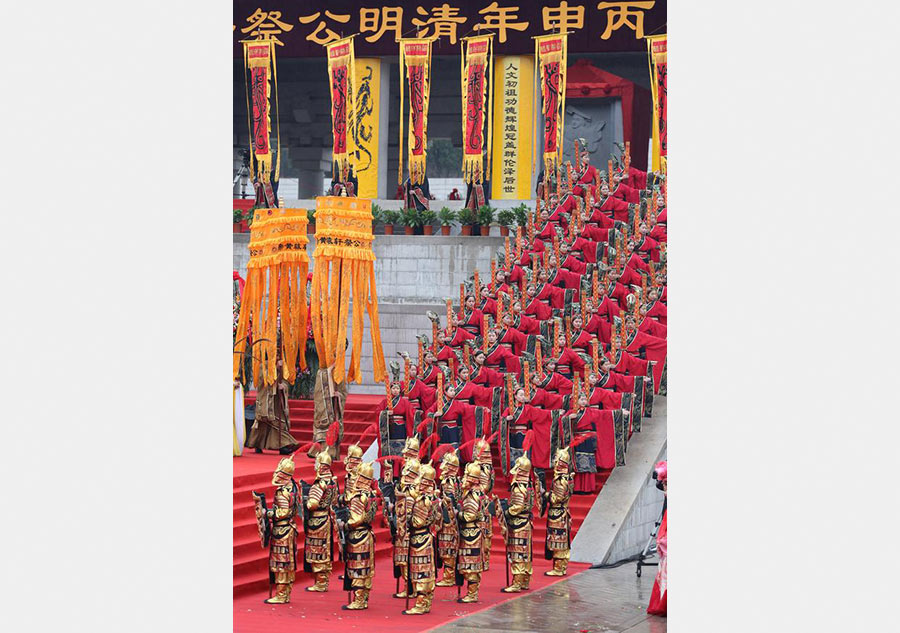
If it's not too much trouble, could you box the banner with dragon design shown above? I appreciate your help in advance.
[242,39,280,208]
[399,39,432,186]
[535,33,567,181]
[461,34,493,186]
[326,36,356,184]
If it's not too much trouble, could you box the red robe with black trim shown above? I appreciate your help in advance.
[585,313,612,346]
[378,395,417,436]
[536,371,573,396]
[470,364,505,388]
[568,406,617,492]
[611,182,640,203]
[500,403,553,469]
[606,282,631,310]
[570,328,596,353]
[523,296,554,320]
[594,370,635,393]
[588,385,624,409]
[561,253,587,275]
[483,343,521,374]
[535,282,566,310]
[498,326,528,356]
[611,350,650,377]
[547,268,582,292]
[593,195,630,223]
[621,166,648,190]
[644,300,667,327]
[459,308,484,336]
[570,236,600,264]
[511,313,541,336]
[657,207,667,224]
[573,164,600,198]
[421,363,440,386]
[405,377,436,411]
[530,386,566,411]
[625,330,667,391]
[434,344,457,363]
[478,296,497,317]
[428,398,479,460]
[447,326,476,348]
[639,317,667,339]
[581,222,613,242]
[650,224,667,243]
[553,347,587,380]
[452,380,495,407]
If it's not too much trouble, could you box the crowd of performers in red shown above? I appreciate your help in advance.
[380,140,666,490]
[376,140,668,613]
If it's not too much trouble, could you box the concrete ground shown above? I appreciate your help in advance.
[429,563,666,633]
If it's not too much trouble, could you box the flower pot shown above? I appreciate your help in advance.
[461,225,472,236]
[404,226,415,235]
[480,225,491,236]
[499,226,510,236]
[384,224,394,235]
[440,225,451,236]
[423,225,434,235]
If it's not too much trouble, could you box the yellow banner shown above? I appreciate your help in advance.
[353,58,381,199]
[491,56,534,199]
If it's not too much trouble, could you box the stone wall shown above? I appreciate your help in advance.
[234,233,506,392]
[605,445,668,564]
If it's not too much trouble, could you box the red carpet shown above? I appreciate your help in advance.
[235,394,608,631]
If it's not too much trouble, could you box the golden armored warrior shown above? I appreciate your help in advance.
[403,463,442,615]
[500,455,536,592]
[456,462,486,603]
[304,449,338,592]
[262,456,301,604]
[473,438,495,571]
[392,453,421,598]
[343,442,364,502]
[544,447,574,576]
[342,461,377,610]
[435,450,462,587]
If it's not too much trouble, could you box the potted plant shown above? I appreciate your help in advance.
[400,207,420,235]
[457,207,477,236]
[513,203,529,230]
[307,208,316,234]
[437,206,456,235]
[497,208,516,237]
[382,208,400,235]
[370,203,383,231]
[477,205,494,236]
[233,208,247,233]
[419,208,437,235]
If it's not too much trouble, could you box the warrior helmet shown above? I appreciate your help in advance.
[418,463,437,491]
[511,454,532,483]
[463,462,483,487]
[473,438,492,462]
[441,450,460,473]
[272,456,295,486]
[356,461,375,486]
[403,436,420,459]
[553,448,571,473]
[315,449,333,474]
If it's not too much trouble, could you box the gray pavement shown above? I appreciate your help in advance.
[429,564,666,633]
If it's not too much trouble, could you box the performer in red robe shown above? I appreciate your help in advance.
[446,322,477,348]
[470,350,505,388]
[508,301,541,335]
[459,294,484,336]
[589,188,630,224]
[572,152,600,198]
[538,358,574,395]
[499,387,552,473]
[550,332,588,380]
[565,393,617,493]
[622,322,667,391]
[482,331,521,374]
[452,365,498,407]
[496,318,529,356]
[647,460,667,616]
[642,297,667,327]
[524,283,556,319]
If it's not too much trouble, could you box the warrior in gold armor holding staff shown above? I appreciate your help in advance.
[304,449,338,592]
[392,440,421,598]
[342,461,377,610]
[472,437,495,572]
[456,462,486,603]
[500,454,536,593]
[543,447,575,576]
[403,463,442,615]
[260,456,301,604]
[435,449,462,587]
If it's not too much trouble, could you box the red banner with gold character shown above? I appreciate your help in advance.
[462,35,493,184]
[399,39,432,185]
[244,41,274,178]
[536,34,567,179]
[326,37,356,182]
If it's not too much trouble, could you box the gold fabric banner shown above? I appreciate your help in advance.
[647,34,667,172]
[491,56,534,199]
[353,58,381,199]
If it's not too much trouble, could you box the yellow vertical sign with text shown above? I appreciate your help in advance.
[491,56,534,200]
[353,58,381,199]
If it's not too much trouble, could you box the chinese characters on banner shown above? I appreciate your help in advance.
[353,58,381,198]
[462,35,494,185]
[234,2,664,56]
[647,34,666,171]
[491,56,534,199]
[399,39,432,185]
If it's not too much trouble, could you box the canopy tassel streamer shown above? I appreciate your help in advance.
[310,196,386,385]
[233,208,310,387]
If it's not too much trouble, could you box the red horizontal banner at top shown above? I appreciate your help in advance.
[651,39,666,54]
[539,38,564,55]
[402,41,430,57]
[467,40,489,55]
[328,41,351,58]
[247,44,270,58]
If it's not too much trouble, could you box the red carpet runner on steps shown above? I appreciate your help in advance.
[234,394,608,632]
